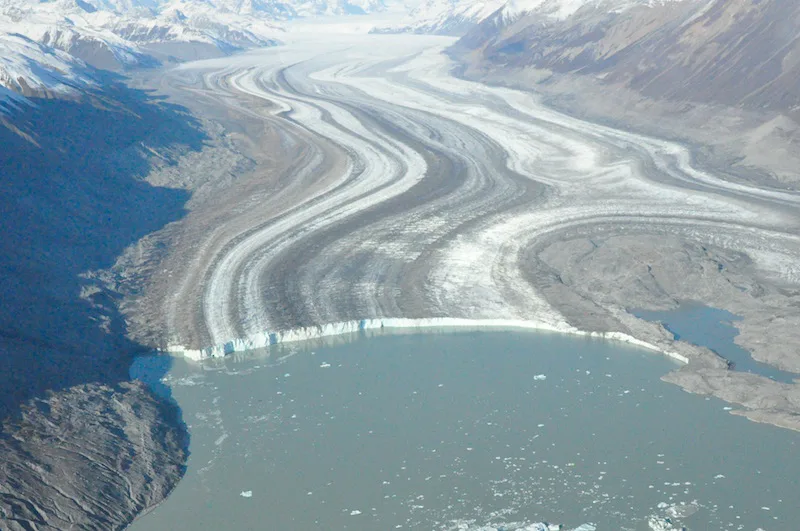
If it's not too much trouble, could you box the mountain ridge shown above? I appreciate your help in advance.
[448,0,800,188]
[454,0,800,113]
[0,0,388,89]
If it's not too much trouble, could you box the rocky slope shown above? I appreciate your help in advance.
[0,31,205,528]
[0,382,186,531]
[456,0,800,112]
[450,0,800,188]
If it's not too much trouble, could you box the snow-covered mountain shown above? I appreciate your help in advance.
[0,0,393,106]
[288,0,386,16]
[376,0,688,36]
[0,0,394,73]
[105,1,283,62]
[374,0,506,35]
[0,0,159,70]
[0,0,288,69]
[0,32,98,112]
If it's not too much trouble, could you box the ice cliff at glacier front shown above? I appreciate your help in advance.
[165,317,690,364]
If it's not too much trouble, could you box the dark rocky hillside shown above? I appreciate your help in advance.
[0,77,200,529]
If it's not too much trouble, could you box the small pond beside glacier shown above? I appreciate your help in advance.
[633,303,799,383]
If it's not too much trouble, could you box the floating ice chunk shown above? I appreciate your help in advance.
[665,502,700,518]
[518,524,564,531]
[240,490,252,498]
[647,516,681,531]
[714,474,726,479]
[533,374,547,381]
[350,510,362,515]
[320,362,331,368]
[447,521,576,530]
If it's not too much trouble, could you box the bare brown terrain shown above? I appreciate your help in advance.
[452,0,800,190]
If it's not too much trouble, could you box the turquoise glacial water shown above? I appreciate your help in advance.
[633,303,799,383]
[130,329,799,530]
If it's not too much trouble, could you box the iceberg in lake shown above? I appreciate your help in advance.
[648,516,685,531]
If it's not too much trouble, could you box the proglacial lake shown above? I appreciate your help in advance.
[634,303,799,383]
[130,330,799,530]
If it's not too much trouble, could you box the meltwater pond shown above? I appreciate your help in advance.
[633,303,800,383]
[130,330,799,531]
